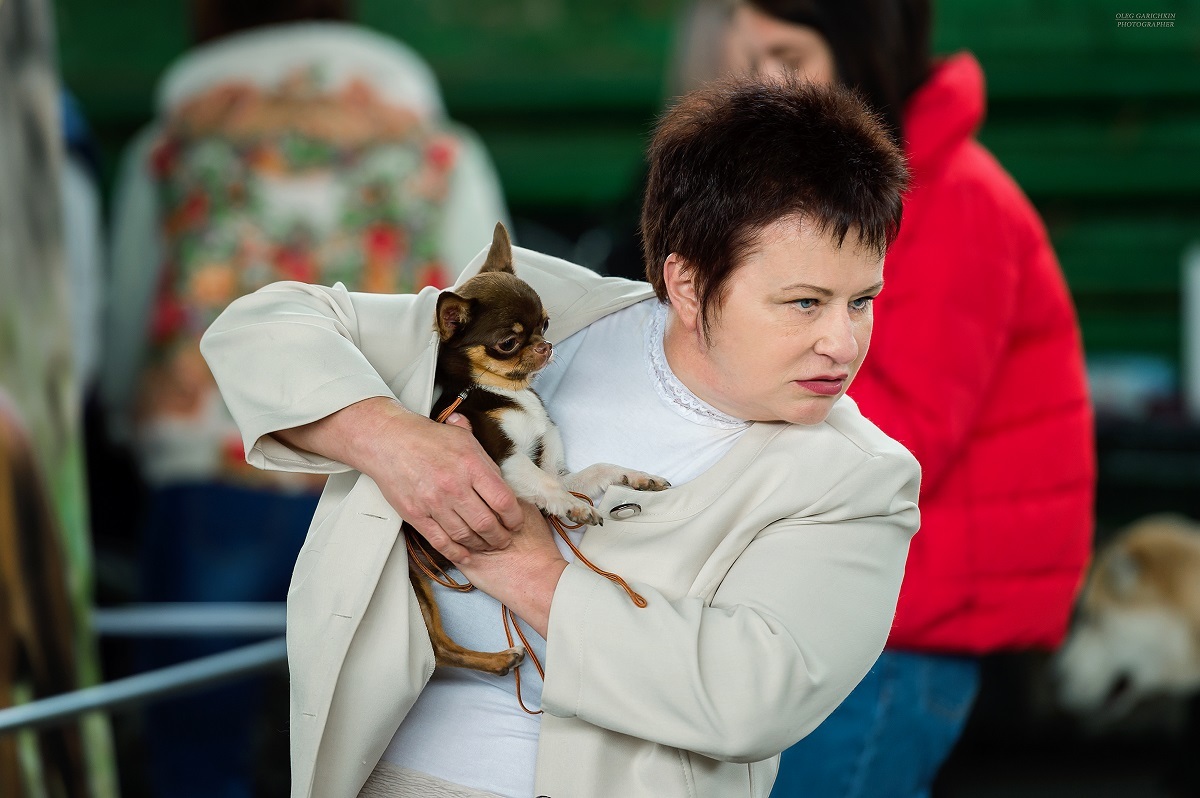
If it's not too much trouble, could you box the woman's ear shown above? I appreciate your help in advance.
[663,253,702,333]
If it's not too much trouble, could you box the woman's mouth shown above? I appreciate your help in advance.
[795,377,846,396]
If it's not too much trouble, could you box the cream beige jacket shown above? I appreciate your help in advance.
[200,246,920,798]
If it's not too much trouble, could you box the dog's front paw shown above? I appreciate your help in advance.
[620,471,672,492]
[538,491,604,527]
[564,501,604,527]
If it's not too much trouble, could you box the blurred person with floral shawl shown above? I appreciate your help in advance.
[102,4,508,795]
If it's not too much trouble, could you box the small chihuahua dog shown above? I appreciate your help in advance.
[407,222,668,676]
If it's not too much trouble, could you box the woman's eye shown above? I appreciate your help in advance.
[850,296,875,311]
[496,337,519,353]
[795,298,819,309]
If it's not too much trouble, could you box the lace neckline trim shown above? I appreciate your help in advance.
[645,301,750,430]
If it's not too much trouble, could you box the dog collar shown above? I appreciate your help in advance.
[434,388,471,423]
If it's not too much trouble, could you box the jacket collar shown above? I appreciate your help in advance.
[452,244,657,343]
[902,52,986,173]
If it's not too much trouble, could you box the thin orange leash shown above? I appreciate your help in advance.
[552,494,647,608]
[434,389,470,424]
[503,493,648,714]
[405,534,475,592]
[405,389,477,591]
[503,605,545,715]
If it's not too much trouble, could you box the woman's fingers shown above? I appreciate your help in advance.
[411,483,527,563]
[471,467,524,535]
[436,418,522,542]
[452,494,510,551]
[409,514,472,565]
[341,403,522,555]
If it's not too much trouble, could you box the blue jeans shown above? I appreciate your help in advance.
[770,651,981,798]
[136,482,319,798]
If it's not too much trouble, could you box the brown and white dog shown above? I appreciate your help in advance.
[1054,514,1200,719]
[406,223,669,676]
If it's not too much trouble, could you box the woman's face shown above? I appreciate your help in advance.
[669,216,882,425]
[729,4,836,85]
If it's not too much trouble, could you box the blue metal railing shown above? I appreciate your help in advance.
[0,603,287,735]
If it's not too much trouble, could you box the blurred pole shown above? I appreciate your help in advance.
[0,638,287,735]
[91,603,286,637]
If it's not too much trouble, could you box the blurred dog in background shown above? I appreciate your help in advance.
[1055,514,1200,720]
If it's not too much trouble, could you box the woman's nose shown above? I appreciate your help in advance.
[814,312,859,364]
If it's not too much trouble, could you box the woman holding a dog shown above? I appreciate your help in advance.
[202,75,917,798]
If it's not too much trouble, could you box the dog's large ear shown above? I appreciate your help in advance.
[479,222,514,275]
[1102,548,1141,599]
[436,292,472,341]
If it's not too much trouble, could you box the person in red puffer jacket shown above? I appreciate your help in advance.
[728,1,1095,795]
[857,53,1095,655]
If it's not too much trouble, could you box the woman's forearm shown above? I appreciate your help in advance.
[540,451,919,762]
[455,501,569,637]
[274,398,525,559]
[272,396,419,475]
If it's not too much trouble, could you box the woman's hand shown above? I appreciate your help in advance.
[454,501,568,638]
[273,397,523,561]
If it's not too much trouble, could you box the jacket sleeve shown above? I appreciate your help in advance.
[848,188,1029,494]
[539,449,919,763]
[199,281,427,474]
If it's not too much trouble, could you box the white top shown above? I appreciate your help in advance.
[381,299,750,796]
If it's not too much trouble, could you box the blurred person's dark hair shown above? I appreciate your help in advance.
[190,0,352,43]
[747,0,932,142]
[640,75,908,334]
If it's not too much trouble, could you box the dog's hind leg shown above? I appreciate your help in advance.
[408,569,525,676]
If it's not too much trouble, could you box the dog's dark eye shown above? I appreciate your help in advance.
[541,319,549,333]
[495,336,519,354]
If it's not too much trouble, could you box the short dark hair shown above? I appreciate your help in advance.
[640,75,908,333]
[747,0,932,143]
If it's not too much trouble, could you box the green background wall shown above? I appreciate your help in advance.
[54,0,1200,369]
